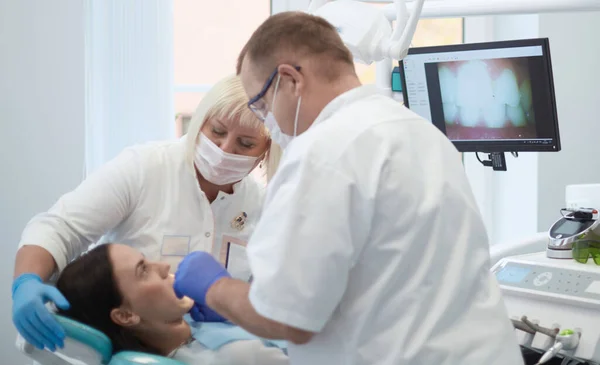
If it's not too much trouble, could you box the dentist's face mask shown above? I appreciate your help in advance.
[194,133,259,186]
[264,113,292,150]
[265,74,302,149]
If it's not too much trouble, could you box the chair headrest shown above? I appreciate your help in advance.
[110,351,186,365]
[54,314,186,365]
[54,314,113,364]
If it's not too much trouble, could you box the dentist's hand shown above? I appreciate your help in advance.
[12,273,70,351]
[188,302,229,323]
[174,252,231,322]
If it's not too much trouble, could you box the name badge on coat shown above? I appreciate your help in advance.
[219,235,251,282]
[161,235,191,273]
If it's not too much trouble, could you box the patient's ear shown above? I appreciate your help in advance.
[110,307,140,327]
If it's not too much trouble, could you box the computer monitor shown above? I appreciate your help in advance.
[399,38,561,154]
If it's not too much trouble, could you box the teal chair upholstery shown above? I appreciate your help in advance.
[17,314,186,365]
[55,314,113,364]
[110,352,187,365]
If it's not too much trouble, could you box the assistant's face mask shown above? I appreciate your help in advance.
[265,74,302,149]
[195,133,259,186]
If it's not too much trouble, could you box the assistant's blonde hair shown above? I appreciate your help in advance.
[185,75,280,182]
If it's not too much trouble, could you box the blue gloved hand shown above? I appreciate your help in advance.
[12,273,70,351]
[174,252,231,322]
[188,302,228,323]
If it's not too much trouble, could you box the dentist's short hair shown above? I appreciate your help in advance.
[236,11,354,81]
[185,75,281,182]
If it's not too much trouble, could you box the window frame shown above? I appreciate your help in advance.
[173,1,274,119]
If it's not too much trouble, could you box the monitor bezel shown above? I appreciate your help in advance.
[399,38,561,153]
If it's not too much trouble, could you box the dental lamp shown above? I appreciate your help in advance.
[381,0,600,19]
[308,0,425,64]
[309,0,600,62]
[307,0,425,97]
[307,0,600,95]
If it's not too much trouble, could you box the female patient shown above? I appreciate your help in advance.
[55,243,288,365]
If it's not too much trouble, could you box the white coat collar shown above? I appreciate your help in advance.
[311,84,382,128]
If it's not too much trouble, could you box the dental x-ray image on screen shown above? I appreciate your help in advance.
[438,57,535,141]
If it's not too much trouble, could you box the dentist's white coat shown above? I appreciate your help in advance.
[247,85,524,365]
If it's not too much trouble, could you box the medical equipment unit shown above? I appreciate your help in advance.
[16,314,186,364]
[399,37,561,171]
[492,184,600,365]
[547,209,600,260]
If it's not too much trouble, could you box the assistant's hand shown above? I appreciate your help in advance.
[174,252,231,321]
[12,273,70,351]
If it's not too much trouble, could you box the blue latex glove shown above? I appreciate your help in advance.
[188,302,229,323]
[12,273,70,351]
[174,252,231,322]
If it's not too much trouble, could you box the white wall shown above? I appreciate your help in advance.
[537,11,600,231]
[0,0,85,362]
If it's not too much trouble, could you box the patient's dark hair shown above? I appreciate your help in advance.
[56,244,160,355]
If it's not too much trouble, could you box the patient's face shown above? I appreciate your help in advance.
[109,244,193,326]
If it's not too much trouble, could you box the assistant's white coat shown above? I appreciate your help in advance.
[19,136,265,274]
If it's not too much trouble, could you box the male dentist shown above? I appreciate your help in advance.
[175,11,524,365]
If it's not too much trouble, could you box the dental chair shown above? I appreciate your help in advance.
[490,231,548,266]
[16,314,186,365]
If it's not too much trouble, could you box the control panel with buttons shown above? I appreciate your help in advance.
[495,262,600,301]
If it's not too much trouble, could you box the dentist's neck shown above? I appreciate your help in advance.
[301,73,362,133]
[317,74,361,110]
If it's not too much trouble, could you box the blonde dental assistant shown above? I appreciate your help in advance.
[12,75,280,353]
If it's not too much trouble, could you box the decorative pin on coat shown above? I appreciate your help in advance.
[231,212,247,231]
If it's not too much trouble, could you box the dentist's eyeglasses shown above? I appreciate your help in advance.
[247,66,301,121]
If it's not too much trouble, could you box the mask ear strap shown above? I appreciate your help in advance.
[293,96,302,137]
[271,75,281,114]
